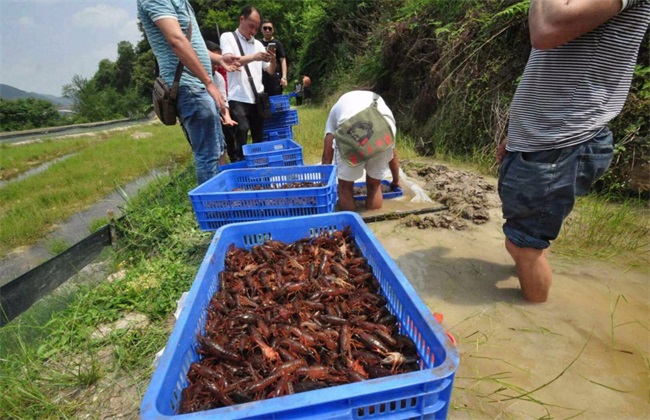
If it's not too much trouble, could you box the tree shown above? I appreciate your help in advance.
[62,74,89,113]
[0,98,62,131]
[115,41,137,92]
[93,59,117,91]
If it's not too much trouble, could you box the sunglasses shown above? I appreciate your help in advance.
[262,26,273,31]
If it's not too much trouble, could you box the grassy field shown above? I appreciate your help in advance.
[0,125,192,256]
[0,104,647,417]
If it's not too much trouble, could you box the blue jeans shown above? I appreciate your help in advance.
[177,85,225,185]
[498,127,614,249]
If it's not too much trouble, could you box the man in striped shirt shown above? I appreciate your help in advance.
[496,0,650,302]
[138,0,240,185]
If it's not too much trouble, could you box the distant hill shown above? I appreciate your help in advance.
[0,84,71,107]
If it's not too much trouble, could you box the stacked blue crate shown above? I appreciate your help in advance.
[263,95,299,142]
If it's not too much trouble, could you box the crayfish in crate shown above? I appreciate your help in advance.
[179,226,421,414]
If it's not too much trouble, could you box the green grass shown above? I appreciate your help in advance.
[0,137,96,181]
[0,169,203,417]
[46,237,70,255]
[554,194,649,266]
[0,124,192,256]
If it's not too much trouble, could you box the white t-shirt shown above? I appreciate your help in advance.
[212,71,228,107]
[325,91,397,141]
[220,30,268,104]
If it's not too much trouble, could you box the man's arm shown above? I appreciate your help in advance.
[208,51,241,72]
[280,57,288,87]
[266,50,277,76]
[389,149,400,189]
[529,0,622,49]
[154,17,226,112]
[321,133,335,165]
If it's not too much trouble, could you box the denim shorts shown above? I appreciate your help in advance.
[177,85,225,185]
[498,127,614,249]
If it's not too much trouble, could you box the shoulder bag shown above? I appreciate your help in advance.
[233,32,272,119]
[151,6,192,125]
[334,93,395,167]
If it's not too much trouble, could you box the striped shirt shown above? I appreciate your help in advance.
[508,1,650,152]
[137,0,210,88]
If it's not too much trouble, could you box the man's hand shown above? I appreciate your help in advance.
[280,77,287,87]
[255,51,272,62]
[207,83,226,115]
[496,138,508,164]
[221,113,238,127]
[390,179,401,191]
[222,54,240,66]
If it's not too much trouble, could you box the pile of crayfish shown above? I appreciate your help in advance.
[232,181,325,191]
[179,226,421,414]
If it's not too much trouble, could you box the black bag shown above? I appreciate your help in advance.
[152,76,179,126]
[255,92,272,119]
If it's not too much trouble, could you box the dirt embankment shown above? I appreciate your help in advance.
[400,162,501,230]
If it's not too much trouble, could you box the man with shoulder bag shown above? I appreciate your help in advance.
[138,0,240,185]
[220,5,276,162]
[321,90,401,211]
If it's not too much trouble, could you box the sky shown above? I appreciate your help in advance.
[1,0,142,97]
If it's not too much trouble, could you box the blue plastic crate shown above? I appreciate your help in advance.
[141,212,459,419]
[262,126,294,143]
[269,94,291,114]
[354,180,404,201]
[188,165,336,231]
[265,109,299,130]
[243,139,303,168]
[218,160,247,172]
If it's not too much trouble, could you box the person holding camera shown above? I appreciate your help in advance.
[260,19,287,96]
[220,5,277,162]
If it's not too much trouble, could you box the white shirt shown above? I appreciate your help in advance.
[325,90,397,140]
[212,71,228,107]
[220,30,269,104]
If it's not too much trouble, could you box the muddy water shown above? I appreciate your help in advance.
[370,210,649,418]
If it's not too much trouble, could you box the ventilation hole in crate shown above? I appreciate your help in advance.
[172,389,180,408]
[357,407,366,417]
[400,399,407,409]
[390,401,397,411]
[368,405,376,415]
[379,403,387,413]
[411,397,418,407]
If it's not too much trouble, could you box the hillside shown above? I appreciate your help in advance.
[0,84,71,107]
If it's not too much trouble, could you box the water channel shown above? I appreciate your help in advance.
[0,120,168,287]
